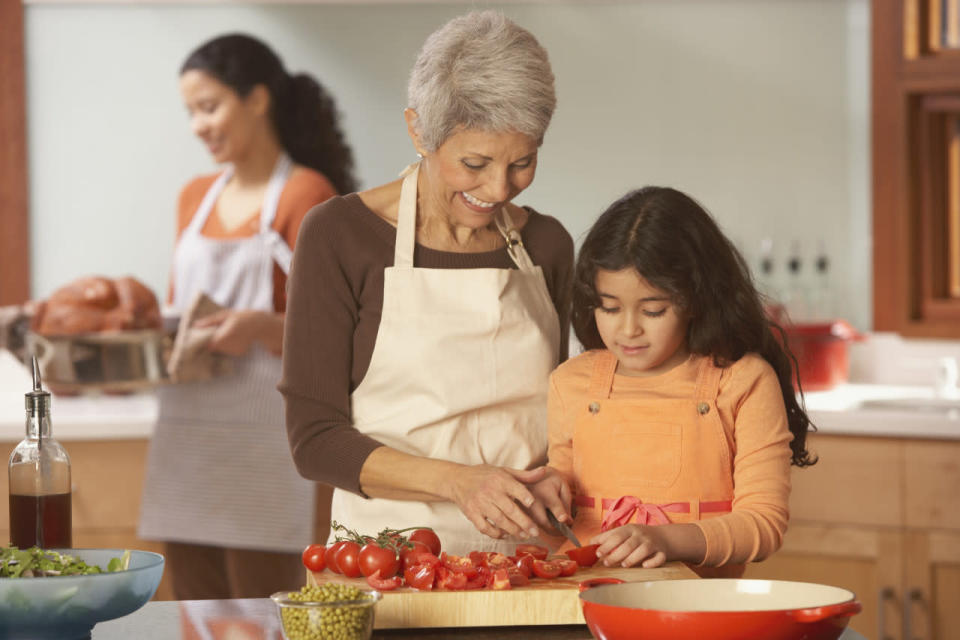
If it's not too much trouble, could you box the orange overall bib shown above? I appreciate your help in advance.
[569,350,742,578]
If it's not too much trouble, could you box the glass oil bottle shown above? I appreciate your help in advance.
[7,357,72,548]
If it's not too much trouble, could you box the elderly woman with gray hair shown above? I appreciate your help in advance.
[280,10,573,554]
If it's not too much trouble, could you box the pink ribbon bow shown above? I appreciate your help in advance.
[600,496,687,531]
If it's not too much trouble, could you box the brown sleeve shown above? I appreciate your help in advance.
[279,198,383,494]
[271,168,339,312]
[523,211,574,362]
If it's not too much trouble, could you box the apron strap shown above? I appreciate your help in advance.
[587,350,619,400]
[694,356,725,403]
[493,209,537,273]
[394,162,420,268]
[185,169,232,237]
[260,153,294,274]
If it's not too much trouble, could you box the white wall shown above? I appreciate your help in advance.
[25,0,871,328]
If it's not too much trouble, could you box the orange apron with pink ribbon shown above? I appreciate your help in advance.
[569,350,742,578]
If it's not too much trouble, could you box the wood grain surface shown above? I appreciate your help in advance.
[307,562,697,629]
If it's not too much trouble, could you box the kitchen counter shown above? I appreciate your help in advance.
[2,345,959,442]
[92,598,869,639]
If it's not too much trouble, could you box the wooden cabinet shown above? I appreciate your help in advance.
[744,433,960,640]
[0,439,173,600]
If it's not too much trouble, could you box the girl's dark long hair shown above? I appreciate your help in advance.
[181,33,359,195]
[572,187,816,467]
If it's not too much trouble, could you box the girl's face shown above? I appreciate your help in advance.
[594,267,691,377]
[414,124,539,230]
[179,69,266,165]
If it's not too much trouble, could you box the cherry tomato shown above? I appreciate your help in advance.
[463,565,490,590]
[402,548,440,573]
[507,568,530,587]
[515,544,548,560]
[531,559,563,579]
[468,551,488,568]
[326,541,348,574]
[404,563,436,590]
[365,569,403,591]
[301,544,326,573]
[335,541,362,578]
[359,543,400,578]
[490,568,512,590]
[400,540,432,570]
[554,558,579,577]
[409,528,442,556]
[440,552,478,577]
[436,566,468,590]
[565,543,601,567]
[486,552,513,570]
[514,553,533,578]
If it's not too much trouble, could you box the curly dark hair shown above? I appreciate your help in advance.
[572,187,816,467]
[181,33,358,195]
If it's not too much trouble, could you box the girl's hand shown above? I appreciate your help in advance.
[193,310,270,356]
[592,524,670,568]
[523,467,573,533]
[448,464,548,541]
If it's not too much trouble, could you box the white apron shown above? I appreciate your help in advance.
[139,154,316,552]
[330,163,560,555]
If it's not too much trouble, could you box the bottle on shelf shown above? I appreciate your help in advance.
[809,239,833,321]
[7,356,72,549]
[782,239,809,324]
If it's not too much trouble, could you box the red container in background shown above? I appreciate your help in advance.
[783,320,862,392]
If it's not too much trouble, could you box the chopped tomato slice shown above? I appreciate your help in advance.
[436,566,469,590]
[515,544,548,560]
[468,551,488,568]
[486,552,513,570]
[531,559,563,579]
[554,558,578,577]
[463,565,490,590]
[403,563,436,590]
[441,552,478,577]
[490,568,512,590]
[514,553,533,578]
[366,569,403,591]
[507,568,530,587]
[565,543,601,567]
[402,548,440,572]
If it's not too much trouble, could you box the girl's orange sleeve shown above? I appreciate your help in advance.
[694,355,793,566]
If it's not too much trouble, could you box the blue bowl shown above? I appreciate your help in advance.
[0,548,165,640]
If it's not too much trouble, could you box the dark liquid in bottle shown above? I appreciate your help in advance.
[8,492,72,548]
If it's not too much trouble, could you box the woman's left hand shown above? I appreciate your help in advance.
[193,310,276,356]
[591,524,670,568]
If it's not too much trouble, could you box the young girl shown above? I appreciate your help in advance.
[538,186,815,578]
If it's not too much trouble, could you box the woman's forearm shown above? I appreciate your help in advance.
[358,446,461,502]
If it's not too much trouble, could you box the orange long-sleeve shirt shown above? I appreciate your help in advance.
[170,166,336,311]
[547,350,793,567]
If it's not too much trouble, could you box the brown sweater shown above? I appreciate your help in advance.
[279,193,574,494]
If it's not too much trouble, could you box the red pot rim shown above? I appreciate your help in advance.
[784,319,861,340]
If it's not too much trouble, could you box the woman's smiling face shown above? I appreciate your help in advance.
[179,69,265,164]
[416,126,539,230]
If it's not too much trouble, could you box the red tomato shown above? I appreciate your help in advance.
[335,541,362,578]
[409,528,442,556]
[358,543,400,578]
[554,558,578,577]
[462,565,489,590]
[436,566,468,590]
[515,544,548,560]
[490,568,512,590]
[404,563,436,590]
[507,568,530,587]
[514,553,533,578]
[440,552,478,577]
[400,541,431,570]
[402,548,440,573]
[565,543,601,567]
[486,552,513,570]
[301,544,326,573]
[365,569,403,591]
[325,541,348,574]
[531,559,563,579]
[468,551,488,568]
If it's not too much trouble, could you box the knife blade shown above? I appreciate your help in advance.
[545,509,581,548]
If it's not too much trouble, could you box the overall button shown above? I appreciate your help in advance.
[697,402,710,415]
[588,402,601,415]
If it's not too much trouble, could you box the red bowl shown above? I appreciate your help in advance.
[782,320,863,391]
[579,579,861,640]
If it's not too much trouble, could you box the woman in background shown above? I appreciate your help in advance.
[139,33,357,599]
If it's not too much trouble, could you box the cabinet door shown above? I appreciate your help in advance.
[904,530,960,640]
[744,523,904,640]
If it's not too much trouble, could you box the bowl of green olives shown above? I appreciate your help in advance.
[271,583,382,640]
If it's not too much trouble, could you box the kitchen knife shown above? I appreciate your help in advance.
[545,509,581,548]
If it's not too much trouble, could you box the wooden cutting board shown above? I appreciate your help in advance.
[307,562,697,628]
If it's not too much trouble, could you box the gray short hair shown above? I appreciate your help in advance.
[407,11,556,152]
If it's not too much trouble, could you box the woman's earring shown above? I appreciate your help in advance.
[416,153,423,159]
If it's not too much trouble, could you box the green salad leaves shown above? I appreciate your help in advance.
[0,547,130,578]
